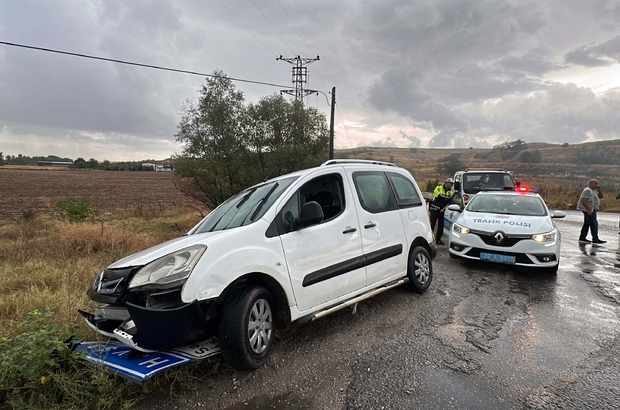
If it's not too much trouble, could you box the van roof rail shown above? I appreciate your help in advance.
[321,159,397,167]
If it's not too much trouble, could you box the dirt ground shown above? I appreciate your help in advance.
[0,167,187,223]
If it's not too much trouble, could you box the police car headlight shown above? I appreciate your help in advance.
[453,223,470,235]
[129,245,207,289]
[532,230,556,243]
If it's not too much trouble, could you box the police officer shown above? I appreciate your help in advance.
[429,178,454,244]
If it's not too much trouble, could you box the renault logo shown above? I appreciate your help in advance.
[493,231,505,244]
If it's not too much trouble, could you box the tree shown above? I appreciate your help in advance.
[493,139,528,151]
[174,71,329,210]
[88,158,98,169]
[493,139,528,161]
[520,150,542,163]
[435,155,465,176]
[0,152,4,166]
[75,158,87,169]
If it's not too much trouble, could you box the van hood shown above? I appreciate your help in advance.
[458,211,553,235]
[108,230,233,269]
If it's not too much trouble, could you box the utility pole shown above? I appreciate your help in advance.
[329,87,336,160]
[277,55,320,100]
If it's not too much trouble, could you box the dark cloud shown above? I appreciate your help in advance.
[400,131,421,148]
[565,35,620,66]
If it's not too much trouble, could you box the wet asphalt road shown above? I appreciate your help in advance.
[139,211,620,410]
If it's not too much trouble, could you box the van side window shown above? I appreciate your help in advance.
[279,173,345,232]
[353,172,398,214]
[387,173,422,208]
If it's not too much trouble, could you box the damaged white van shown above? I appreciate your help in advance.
[80,160,436,370]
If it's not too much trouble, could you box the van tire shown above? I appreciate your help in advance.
[405,246,433,293]
[218,286,276,370]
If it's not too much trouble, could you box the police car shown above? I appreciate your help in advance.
[445,190,565,273]
[80,160,436,372]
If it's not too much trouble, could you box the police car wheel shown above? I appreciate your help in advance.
[405,246,433,293]
[218,286,276,370]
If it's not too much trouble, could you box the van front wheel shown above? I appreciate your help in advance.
[219,286,276,370]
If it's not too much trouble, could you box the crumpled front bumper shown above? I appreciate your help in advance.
[80,300,214,352]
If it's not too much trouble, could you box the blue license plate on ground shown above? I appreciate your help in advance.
[75,342,194,382]
[480,252,516,264]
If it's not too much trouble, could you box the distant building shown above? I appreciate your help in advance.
[37,161,75,168]
[155,161,172,172]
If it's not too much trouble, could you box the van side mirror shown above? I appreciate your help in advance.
[515,181,521,188]
[454,181,461,192]
[292,201,324,230]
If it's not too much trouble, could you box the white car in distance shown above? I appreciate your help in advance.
[446,191,565,273]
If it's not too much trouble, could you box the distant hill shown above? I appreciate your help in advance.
[334,140,620,189]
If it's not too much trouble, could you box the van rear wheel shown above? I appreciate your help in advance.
[405,246,433,293]
[219,286,276,370]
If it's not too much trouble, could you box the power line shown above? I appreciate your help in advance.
[216,0,277,57]
[0,41,292,89]
[276,0,314,55]
[336,102,356,157]
[251,0,295,55]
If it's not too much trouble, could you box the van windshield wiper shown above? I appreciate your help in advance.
[248,183,279,223]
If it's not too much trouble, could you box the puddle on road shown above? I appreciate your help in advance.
[437,288,449,296]
[221,393,313,410]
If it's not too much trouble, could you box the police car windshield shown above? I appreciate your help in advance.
[192,176,298,233]
[466,194,547,216]
[463,173,515,194]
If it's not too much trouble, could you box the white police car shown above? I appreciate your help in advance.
[80,160,436,371]
[445,190,565,273]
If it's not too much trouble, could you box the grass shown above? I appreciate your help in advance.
[0,206,225,410]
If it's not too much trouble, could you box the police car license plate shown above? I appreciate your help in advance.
[480,252,516,264]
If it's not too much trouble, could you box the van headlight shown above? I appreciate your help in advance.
[453,223,470,235]
[532,230,557,243]
[129,245,207,289]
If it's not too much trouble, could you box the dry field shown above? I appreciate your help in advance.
[0,167,188,223]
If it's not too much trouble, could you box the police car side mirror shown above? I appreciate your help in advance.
[447,204,461,212]
[293,201,324,230]
[551,210,566,219]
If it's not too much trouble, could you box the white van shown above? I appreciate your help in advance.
[81,160,436,370]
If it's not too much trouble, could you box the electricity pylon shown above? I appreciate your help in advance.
[277,55,320,100]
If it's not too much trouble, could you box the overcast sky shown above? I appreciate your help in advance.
[1,0,620,161]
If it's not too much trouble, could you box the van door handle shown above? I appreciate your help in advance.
[342,227,357,234]
[364,222,377,229]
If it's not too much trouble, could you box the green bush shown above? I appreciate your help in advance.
[520,150,542,163]
[426,179,439,192]
[0,311,79,405]
[56,197,99,223]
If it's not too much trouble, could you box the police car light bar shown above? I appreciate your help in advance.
[517,186,539,193]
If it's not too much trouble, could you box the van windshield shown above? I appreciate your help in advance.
[463,173,515,194]
[191,176,298,233]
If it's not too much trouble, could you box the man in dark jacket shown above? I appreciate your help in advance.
[429,178,454,244]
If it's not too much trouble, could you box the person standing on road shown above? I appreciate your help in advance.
[577,179,606,244]
[429,178,454,245]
